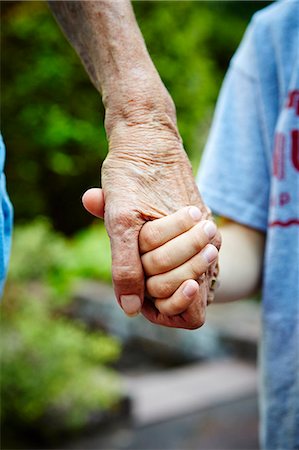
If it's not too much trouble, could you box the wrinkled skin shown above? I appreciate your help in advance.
[102,109,221,329]
[48,0,220,329]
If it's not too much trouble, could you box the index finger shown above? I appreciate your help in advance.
[105,205,145,317]
[139,206,202,254]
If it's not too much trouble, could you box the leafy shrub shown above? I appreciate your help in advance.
[1,219,120,433]
[1,291,121,431]
[64,224,112,283]
[8,218,67,283]
[8,219,112,292]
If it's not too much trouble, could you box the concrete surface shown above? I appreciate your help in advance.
[124,359,257,425]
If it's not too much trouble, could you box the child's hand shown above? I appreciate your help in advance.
[139,206,218,319]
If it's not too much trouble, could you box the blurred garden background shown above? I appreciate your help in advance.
[1,1,269,449]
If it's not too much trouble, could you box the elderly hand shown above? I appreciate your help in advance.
[49,0,220,328]
[83,102,221,329]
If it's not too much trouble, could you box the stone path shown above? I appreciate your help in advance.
[62,282,260,449]
[63,358,259,450]
[63,396,259,450]
[124,359,257,426]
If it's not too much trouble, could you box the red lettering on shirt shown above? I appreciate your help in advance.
[272,129,299,176]
[291,129,299,172]
[279,192,291,206]
[286,90,299,115]
[270,192,291,207]
[269,218,299,227]
[270,91,298,228]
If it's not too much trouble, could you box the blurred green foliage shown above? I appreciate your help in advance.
[1,220,119,433]
[1,295,121,430]
[9,219,112,290]
[2,1,106,233]
[2,1,270,234]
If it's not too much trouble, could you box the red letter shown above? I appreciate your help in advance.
[286,90,299,115]
[279,192,290,206]
[291,130,299,172]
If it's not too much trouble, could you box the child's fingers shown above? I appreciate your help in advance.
[142,221,217,276]
[139,206,202,254]
[146,244,218,299]
[154,279,200,316]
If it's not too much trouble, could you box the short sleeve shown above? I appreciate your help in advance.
[0,135,13,296]
[197,62,270,232]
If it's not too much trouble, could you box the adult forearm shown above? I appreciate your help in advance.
[49,0,220,327]
[214,223,265,302]
[48,0,175,132]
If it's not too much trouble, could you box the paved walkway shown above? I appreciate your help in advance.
[62,358,259,450]
[124,359,257,425]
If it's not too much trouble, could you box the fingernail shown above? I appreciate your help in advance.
[120,295,142,317]
[202,244,218,263]
[182,280,198,299]
[203,221,217,239]
[189,206,202,221]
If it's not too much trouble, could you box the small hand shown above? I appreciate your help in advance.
[139,206,218,328]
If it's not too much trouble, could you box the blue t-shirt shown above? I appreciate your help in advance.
[0,135,13,296]
[197,2,299,449]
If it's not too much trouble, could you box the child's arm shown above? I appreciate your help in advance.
[214,220,265,302]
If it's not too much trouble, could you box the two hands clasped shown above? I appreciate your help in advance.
[83,190,219,327]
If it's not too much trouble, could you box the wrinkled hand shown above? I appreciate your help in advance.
[83,109,221,329]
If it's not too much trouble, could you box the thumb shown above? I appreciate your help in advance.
[82,188,105,219]
[107,212,145,317]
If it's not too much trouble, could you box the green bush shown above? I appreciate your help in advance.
[8,219,112,293]
[64,224,112,283]
[1,219,120,433]
[1,291,121,431]
[8,218,67,283]
[2,1,105,234]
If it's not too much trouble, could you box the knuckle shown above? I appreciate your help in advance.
[106,208,141,243]
[141,222,161,251]
[112,266,141,285]
[150,251,161,271]
[189,258,205,279]
[176,210,190,230]
[106,205,140,231]
[150,248,170,273]
[191,227,206,251]
[147,277,172,299]
[157,280,173,299]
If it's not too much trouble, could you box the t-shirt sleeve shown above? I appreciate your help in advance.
[197,28,270,232]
